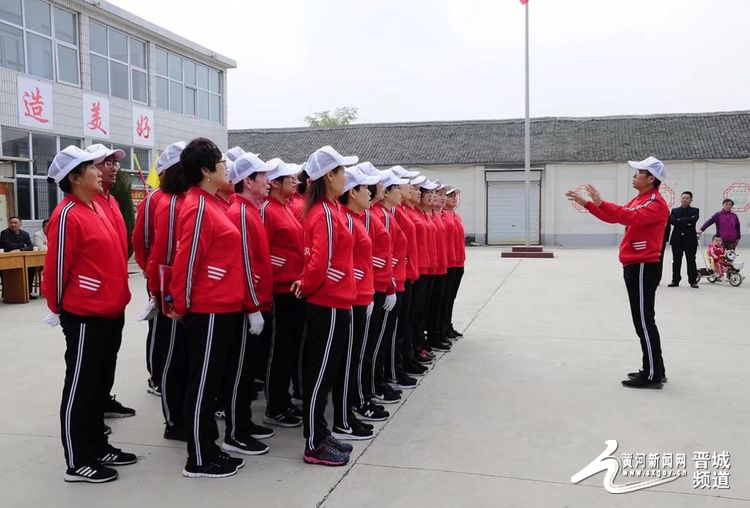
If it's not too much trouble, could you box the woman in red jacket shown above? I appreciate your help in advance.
[259,159,306,427]
[43,145,134,483]
[291,146,357,466]
[426,184,452,352]
[334,165,380,441]
[415,180,440,360]
[444,187,466,339]
[144,142,190,442]
[166,138,246,478]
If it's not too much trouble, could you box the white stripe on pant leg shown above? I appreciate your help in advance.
[308,309,336,450]
[638,264,655,381]
[357,311,372,406]
[64,323,86,468]
[371,309,390,395]
[193,314,215,467]
[390,316,399,382]
[160,319,177,426]
[148,315,158,382]
[341,309,354,429]
[298,320,307,399]
[230,316,248,441]
[264,308,277,409]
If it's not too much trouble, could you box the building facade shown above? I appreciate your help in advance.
[229,111,750,246]
[0,0,235,231]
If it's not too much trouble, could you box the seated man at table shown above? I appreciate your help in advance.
[1,216,36,299]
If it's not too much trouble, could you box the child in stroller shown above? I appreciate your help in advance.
[698,234,745,286]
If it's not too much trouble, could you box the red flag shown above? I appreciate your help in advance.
[520,0,528,4]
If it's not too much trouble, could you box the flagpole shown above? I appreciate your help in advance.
[524,0,531,246]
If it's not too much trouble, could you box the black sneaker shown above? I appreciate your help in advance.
[303,443,349,466]
[446,329,459,339]
[104,395,135,418]
[627,370,668,383]
[98,444,137,465]
[164,425,187,442]
[221,436,269,456]
[217,451,245,470]
[288,405,303,418]
[264,408,302,428]
[332,422,374,441]
[667,282,679,287]
[690,283,699,288]
[353,403,389,422]
[248,421,274,440]
[428,341,451,352]
[391,374,418,390]
[323,435,354,453]
[348,411,374,430]
[64,463,118,483]
[146,379,161,396]
[183,459,238,478]
[382,383,402,397]
[621,375,663,389]
[103,423,112,435]
[404,359,428,376]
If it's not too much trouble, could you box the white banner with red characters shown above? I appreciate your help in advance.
[132,106,154,147]
[17,76,54,130]
[82,94,110,140]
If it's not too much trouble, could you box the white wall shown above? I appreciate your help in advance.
[402,159,750,246]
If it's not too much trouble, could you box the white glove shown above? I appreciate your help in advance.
[383,294,397,312]
[248,312,264,335]
[138,296,159,321]
[43,312,60,327]
[366,301,374,317]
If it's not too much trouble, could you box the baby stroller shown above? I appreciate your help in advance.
[698,248,745,287]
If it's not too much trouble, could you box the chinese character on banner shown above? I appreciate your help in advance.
[132,106,155,147]
[82,94,110,140]
[17,76,54,129]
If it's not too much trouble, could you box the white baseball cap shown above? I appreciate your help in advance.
[225,146,247,163]
[85,143,125,163]
[48,145,107,183]
[356,161,380,178]
[419,179,439,190]
[410,175,427,186]
[228,152,271,184]
[627,156,666,181]
[266,158,301,181]
[389,165,419,179]
[305,146,359,181]
[157,141,186,174]
[433,180,445,191]
[343,165,380,193]
[379,170,409,188]
[446,187,459,195]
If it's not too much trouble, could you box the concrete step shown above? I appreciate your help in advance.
[501,251,555,259]
[511,246,544,253]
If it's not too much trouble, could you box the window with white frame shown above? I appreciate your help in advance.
[89,20,147,103]
[155,46,222,123]
[0,0,80,85]
[1,126,81,220]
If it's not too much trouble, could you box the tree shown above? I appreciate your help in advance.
[304,106,358,127]
[110,169,135,259]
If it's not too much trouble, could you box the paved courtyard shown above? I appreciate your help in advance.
[1,246,748,507]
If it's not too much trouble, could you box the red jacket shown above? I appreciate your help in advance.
[409,207,430,276]
[342,207,375,306]
[290,193,305,223]
[169,187,247,316]
[432,212,449,275]
[260,197,304,294]
[449,210,466,266]
[227,195,273,312]
[94,192,127,258]
[364,208,396,294]
[585,190,669,265]
[146,193,185,295]
[393,205,420,282]
[301,199,356,309]
[441,210,458,268]
[132,188,165,272]
[43,194,131,318]
[373,203,407,291]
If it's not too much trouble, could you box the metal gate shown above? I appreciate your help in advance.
[486,178,540,245]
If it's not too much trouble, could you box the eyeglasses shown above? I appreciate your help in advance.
[103,161,120,169]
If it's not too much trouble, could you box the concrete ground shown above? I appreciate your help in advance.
[1,246,748,507]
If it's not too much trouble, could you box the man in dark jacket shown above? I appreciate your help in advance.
[667,192,700,288]
[0,216,35,298]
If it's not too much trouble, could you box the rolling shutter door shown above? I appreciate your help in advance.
[487,180,540,245]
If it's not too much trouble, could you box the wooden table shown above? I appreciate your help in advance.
[0,250,46,304]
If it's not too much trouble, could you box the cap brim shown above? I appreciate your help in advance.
[363,175,380,185]
[393,177,409,185]
[627,160,649,170]
[340,155,359,166]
